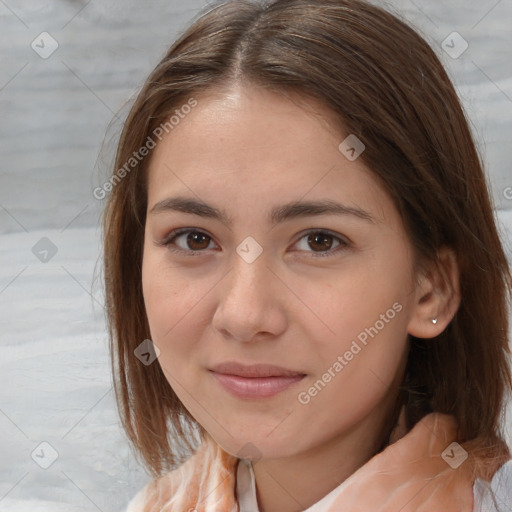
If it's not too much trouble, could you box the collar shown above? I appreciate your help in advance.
[132,412,509,511]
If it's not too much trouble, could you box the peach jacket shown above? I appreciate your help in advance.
[126,413,512,512]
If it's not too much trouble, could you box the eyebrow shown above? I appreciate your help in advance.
[149,196,375,225]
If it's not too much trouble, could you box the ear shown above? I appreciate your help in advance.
[407,247,460,339]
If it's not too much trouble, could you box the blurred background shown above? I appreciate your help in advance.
[1,0,511,510]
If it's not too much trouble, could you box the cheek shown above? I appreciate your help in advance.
[142,252,196,344]
[141,251,220,384]
[141,269,195,389]
[295,284,409,422]
[289,255,412,408]
[288,261,411,353]
[300,295,409,398]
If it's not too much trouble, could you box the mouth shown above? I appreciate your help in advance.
[209,361,306,399]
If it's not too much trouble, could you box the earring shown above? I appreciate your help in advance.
[431,318,438,325]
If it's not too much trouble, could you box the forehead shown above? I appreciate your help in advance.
[145,84,394,225]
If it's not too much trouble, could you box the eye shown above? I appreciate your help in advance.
[158,228,218,253]
[156,228,348,256]
[292,230,348,256]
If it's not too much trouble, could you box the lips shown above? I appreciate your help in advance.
[209,361,306,399]
[210,361,305,378]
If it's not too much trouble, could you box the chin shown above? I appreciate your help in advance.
[208,425,306,462]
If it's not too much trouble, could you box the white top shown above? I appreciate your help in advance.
[236,458,512,512]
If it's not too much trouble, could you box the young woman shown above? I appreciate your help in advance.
[102,0,512,510]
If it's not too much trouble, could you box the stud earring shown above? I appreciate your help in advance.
[431,318,438,325]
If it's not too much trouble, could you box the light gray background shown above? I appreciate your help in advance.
[1,1,511,511]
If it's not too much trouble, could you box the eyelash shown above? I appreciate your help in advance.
[156,228,350,258]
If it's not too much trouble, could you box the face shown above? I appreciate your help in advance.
[142,84,419,460]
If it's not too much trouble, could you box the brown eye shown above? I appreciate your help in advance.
[292,230,346,256]
[161,229,216,252]
[186,231,211,250]
[307,232,335,251]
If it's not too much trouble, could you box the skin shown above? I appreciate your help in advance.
[141,83,460,512]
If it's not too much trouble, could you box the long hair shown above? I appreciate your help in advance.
[102,0,511,478]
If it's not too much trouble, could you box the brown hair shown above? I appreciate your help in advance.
[102,0,511,478]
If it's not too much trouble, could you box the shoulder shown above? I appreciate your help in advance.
[126,485,149,512]
[473,459,512,512]
[125,434,239,512]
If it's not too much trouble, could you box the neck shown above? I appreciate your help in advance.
[252,389,403,512]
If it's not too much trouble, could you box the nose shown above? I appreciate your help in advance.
[211,257,288,343]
